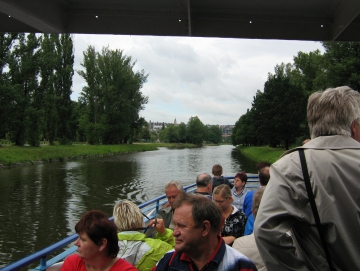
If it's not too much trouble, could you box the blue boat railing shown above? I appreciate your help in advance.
[1,175,259,271]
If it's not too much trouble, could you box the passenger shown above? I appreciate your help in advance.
[244,162,270,236]
[213,184,246,246]
[60,210,138,271]
[156,180,184,230]
[233,188,266,271]
[113,200,174,271]
[152,194,257,271]
[254,86,360,270]
[256,162,270,187]
[192,173,212,199]
[231,171,254,217]
[211,164,233,191]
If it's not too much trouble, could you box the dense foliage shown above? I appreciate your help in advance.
[77,46,148,144]
[232,42,360,149]
[0,33,74,146]
[158,116,223,145]
[0,34,148,146]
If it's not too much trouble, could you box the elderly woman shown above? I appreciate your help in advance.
[213,184,247,245]
[60,210,137,271]
[113,200,174,271]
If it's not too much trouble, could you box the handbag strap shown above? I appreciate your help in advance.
[298,149,336,271]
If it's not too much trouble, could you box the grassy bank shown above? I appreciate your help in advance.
[236,145,291,164]
[0,142,199,167]
[138,142,198,149]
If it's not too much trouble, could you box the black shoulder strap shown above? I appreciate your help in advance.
[298,149,336,271]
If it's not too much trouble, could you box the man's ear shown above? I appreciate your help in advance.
[201,220,211,237]
[351,120,357,137]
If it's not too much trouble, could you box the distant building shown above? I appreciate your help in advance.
[148,120,234,136]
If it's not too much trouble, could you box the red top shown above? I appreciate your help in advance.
[61,254,138,271]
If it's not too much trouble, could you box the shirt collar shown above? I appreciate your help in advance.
[179,236,225,268]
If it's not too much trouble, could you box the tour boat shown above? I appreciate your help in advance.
[1,176,259,271]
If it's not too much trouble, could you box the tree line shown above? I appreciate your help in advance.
[158,116,223,144]
[232,42,360,149]
[0,33,148,146]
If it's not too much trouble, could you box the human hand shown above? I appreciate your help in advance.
[148,218,166,234]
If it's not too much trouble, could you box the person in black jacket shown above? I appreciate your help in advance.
[212,164,233,191]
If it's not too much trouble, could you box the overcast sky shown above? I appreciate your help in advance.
[72,35,324,125]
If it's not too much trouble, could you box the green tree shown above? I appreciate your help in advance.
[8,33,40,146]
[232,109,257,146]
[293,50,326,92]
[167,125,180,143]
[77,46,148,144]
[178,122,187,143]
[77,46,103,144]
[142,127,151,142]
[0,33,18,139]
[39,34,58,145]
[321,42,360,90]
[206,125,222,144]
[187,116,205,145]
[261,63,307,149]
[54,34,74,144]
[158,128,168,142]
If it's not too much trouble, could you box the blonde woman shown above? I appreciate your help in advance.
[113,200,174,271]
[213,184,246,246]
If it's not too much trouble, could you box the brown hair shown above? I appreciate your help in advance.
[252,188,265,219]
[75,210,119,258]
[212,164,223,176]
[235,171,248,183]
[256,162,271,171]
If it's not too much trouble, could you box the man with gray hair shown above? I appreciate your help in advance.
[255,86,360,270]
[157,180,184,230]
[193,173,212,199]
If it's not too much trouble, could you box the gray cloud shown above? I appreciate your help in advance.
[72,35,324,125]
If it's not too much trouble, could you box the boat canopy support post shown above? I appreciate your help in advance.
[187,0,191,36]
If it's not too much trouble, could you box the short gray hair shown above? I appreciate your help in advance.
[173,193,222,233]
[165,180,184,193]
[196,173,212,187]
[308,86,360,138]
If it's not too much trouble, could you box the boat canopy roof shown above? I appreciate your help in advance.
[0,0,360,41]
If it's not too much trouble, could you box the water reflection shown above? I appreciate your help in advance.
[0,145,255,268]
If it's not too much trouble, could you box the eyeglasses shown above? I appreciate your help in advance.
[213,198,228,204]
[126,213,157,233]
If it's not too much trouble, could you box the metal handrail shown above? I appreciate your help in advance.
[0,176,259,271]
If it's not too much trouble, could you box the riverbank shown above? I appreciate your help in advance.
[236,145,292,164]
[0,143,196,167]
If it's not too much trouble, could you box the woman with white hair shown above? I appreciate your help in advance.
[113,200,174,271]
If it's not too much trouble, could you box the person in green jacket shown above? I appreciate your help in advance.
[113,200,174,271]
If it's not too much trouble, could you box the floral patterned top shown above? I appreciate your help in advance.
[221,205,247,240]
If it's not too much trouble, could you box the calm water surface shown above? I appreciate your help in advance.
[0,145,257,268]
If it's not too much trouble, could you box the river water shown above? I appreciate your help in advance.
[0,145,257,268]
